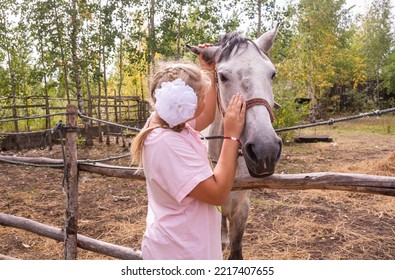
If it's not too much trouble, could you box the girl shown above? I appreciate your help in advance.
[131,56,246,260]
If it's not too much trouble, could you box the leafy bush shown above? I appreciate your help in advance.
[273,83,309,142]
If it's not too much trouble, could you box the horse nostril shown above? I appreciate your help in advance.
[276,139,283,161]
[245,144,258,162]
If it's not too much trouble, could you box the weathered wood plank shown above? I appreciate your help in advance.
[0,253,19,260]
[64,104,79,260]
[78,162,145,179]
[0,155,145,179]
[0,213,142,260]
[234,173,395,196]
[0,155,63,164]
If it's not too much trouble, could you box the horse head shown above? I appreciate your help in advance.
[187,24,282,177]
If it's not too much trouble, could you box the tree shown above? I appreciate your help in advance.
[0,1,19,133]
[51,0,72,103]
[242,0,276,37]
[12,3,35,131]
[123,2,149,100]
[277,0,350,121]
[358,0,393,106]
[70,0,89,144]
[381,49,395,106]
[155,0,223,60]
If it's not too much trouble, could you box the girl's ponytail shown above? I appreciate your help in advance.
[131,125,159,168]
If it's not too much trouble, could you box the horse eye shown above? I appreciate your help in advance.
[271,71,277,80]
[219,73,228,82]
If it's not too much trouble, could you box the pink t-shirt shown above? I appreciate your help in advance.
[141,122,222,260]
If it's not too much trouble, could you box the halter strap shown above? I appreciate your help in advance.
[245,98,275,123]
[218,96,275,123]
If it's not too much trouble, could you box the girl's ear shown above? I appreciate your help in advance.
[186,45,219,64]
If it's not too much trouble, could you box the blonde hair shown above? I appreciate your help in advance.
[131,62,211,167]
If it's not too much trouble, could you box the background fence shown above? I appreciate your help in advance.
[0,95,150,150]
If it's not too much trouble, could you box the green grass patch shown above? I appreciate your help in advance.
[296,115,394,137]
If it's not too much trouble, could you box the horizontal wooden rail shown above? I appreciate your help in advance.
[0,213,142,260]
[1,155,394,196]
[0,253,19,260]
[233,173,395,196]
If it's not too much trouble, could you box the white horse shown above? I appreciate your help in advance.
[187,24,282,259]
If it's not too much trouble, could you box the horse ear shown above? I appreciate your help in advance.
[186,45,219,64]
[254,22,280,54]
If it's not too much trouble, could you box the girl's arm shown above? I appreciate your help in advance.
[189,94,246,205]
[193,44,217,132]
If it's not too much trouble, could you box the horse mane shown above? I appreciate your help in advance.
[216,32,263,63]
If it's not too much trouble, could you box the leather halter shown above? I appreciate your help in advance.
[245,98,275,123]
[217,95,275,123]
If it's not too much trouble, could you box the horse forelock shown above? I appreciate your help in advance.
[216,32,264,63]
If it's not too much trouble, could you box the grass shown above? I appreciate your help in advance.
[315,115,394,135]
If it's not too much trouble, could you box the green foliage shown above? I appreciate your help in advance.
[381,49,395,105]
[354,0,394,107]
[273,78,310,141]
[0,0,394,134]
[279,0,348,120]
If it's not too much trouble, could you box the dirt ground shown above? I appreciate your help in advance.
[0,115,394,260]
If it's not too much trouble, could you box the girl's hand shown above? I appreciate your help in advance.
[223,93,246,139]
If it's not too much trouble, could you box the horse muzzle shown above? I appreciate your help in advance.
[242,136,282,178]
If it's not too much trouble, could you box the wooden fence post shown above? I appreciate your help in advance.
[64,104,79,259]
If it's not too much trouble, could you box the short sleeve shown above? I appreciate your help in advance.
[187,119,196,129]
[147,132,213,204]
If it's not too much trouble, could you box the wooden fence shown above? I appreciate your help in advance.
[0,95,150,150]
[0,104,394,260]
[1,94,149,131]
